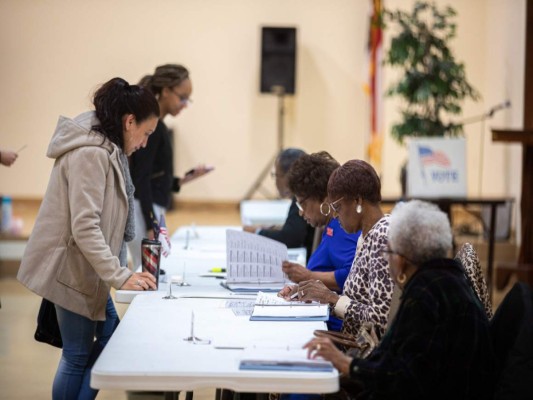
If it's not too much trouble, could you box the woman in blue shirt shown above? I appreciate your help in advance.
[282,151,361,331]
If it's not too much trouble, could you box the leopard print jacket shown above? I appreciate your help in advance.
[454,242,493,319]
[340,216,393,339]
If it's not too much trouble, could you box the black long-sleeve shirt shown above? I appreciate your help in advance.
[130,120,180,228]
[258,198,315,261]
[348,258,496,399]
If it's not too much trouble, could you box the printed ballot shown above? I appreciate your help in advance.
[222,230,290,292]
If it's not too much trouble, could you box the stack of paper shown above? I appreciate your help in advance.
[223,230,290,292]
[250,292,329,321]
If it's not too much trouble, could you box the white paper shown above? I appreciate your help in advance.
[251,304,328,318]
[226,229,288,284]
[255,292,319,306]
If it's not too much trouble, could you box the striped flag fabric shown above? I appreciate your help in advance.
[158,214,171,257]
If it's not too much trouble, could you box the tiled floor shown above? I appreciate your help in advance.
[0,201,518,399]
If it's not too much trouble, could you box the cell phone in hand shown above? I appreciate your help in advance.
[185,166,215,176]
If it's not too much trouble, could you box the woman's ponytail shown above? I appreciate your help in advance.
[92,77,159,148]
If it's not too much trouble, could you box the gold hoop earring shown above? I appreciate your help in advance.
[320,202,331,216]
[397,273,407,285]
[356,204,362,214]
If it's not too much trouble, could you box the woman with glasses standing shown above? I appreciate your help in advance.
[280,152,361,331]
[280,159,393,339]
[128,64,213,269]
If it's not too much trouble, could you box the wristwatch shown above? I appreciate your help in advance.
[328,291,339,316]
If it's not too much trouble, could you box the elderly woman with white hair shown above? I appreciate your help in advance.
[305,200,496,400]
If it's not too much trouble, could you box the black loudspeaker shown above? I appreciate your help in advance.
[260,27,297,94]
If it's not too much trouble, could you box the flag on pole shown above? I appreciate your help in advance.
[158,214,171,257]
[366,0,384,172]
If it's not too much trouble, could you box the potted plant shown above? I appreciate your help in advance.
[383,1,480,197]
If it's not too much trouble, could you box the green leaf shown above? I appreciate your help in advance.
[383,0,480,144]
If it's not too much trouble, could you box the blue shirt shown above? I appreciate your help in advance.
[307,217,360,331]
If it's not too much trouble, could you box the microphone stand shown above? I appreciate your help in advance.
[453,102,511,239]
[458,101,511,195]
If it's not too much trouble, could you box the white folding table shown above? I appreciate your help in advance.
[116,225,305,304]
[92,294,339,394]
[99,225,335,395]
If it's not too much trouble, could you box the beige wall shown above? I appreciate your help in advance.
[0,0,526,209]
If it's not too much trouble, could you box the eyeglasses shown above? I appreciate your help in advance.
[319,196,344,216]
[380,249,398,260]
[171,89,193,105]
[295,197,309,212]
[380,248,415,264]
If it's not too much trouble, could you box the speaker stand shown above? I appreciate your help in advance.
[242,88,286,200]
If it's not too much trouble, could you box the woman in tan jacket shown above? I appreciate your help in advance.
[17,77,159,399]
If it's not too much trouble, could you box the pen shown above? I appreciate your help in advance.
[290,285,300,299]
[210,268,226,273]
[16,144,27,153]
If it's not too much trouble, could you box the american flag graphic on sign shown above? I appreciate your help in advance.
[418,146,451,167]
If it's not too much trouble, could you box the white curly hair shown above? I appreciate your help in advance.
[388,200,453,265]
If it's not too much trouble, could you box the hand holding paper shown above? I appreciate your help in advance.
[282,261,312,283]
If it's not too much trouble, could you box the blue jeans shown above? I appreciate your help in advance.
[53,296,120,400]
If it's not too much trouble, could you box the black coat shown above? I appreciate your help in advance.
[349,258,496,400]
[258,198,315,261]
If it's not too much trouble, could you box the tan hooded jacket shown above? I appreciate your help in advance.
[17,111,132,321]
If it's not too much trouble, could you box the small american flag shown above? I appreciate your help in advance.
[158,214,171,257]
[418,146,451,167]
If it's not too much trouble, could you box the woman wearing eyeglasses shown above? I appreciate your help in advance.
[304,200,495,400]
[279,152,361,331]
[128,64,213,269]
[280,159,393,340]
[243,148,316,261]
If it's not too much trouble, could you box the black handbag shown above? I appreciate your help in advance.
[34,298,63,348]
